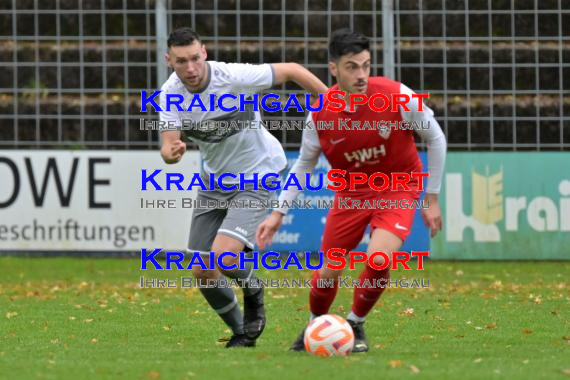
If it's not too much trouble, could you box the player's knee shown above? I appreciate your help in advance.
[191,265,217,279]
[214,251,239,269]
[221,255,239,270]
[319,267,343,280]
[371,254,387,268]
[210,239,243,271]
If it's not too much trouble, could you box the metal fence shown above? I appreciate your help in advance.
[0,0,568,150]
[393,0,570,150]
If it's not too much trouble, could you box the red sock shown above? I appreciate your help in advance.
[352,265,390,318]
[309,270,339,316]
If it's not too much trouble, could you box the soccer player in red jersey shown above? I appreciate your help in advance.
[256,29,447,353]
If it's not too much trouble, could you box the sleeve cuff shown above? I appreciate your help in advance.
[273,205,289,215]
[269,64,276,88]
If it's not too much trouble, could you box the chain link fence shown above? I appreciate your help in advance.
[0,0,568,150]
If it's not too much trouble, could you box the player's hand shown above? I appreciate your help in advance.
[421,193,443,238]
[256,211,284,250]
[160,139,186,164]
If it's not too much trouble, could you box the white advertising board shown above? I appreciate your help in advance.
[0,150,200,251]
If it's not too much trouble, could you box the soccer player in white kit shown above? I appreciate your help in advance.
[158,28,328,348]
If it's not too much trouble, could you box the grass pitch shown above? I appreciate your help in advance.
[0,257,568,380]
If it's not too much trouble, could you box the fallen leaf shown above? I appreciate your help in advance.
[486,322,497,330]
[455,270,464,276]
[400,308,415,317]
[90,338,98,344]
[474,358,483,363]
[146,370,161,379]
[410,365,420,374]
[68,316,76,321]
[388,360,402,368]
[78,281,89,289]
[561,368,570,376]
[83,319,94,323]
[163,326,171,331]
[533,297,542,305]
[562,336,570,341]
[6,312,18,319]
[522,359,529,364]
[127,293,140,301]
[522,328,533,335]
[490,281,503,290]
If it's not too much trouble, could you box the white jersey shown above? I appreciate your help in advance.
[159,61,287,185]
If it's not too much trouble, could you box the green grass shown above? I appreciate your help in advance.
[0,258,568,380]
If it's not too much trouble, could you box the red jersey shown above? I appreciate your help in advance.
[311,76,423,192]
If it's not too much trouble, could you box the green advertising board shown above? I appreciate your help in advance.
[431,152,569,260]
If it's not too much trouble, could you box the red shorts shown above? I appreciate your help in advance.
[321,190,420,252]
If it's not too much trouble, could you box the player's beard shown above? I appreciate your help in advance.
[177,65,206,91]
[338,72,367,96]
[352,80,367,94]
[184,73,204,89]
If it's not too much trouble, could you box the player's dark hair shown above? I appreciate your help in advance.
[329,28,370,61]
[167,27,202,48]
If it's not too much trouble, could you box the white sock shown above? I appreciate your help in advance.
[347,311,365,323]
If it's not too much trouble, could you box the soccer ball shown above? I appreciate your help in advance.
[304,314,354,357]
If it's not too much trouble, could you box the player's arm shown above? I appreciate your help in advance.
[158,89,186,164]
[160,130,186,164]
[399,83,447,237]
[271,63,329,97]
[256,113,322,249]
[227,62,327,98]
